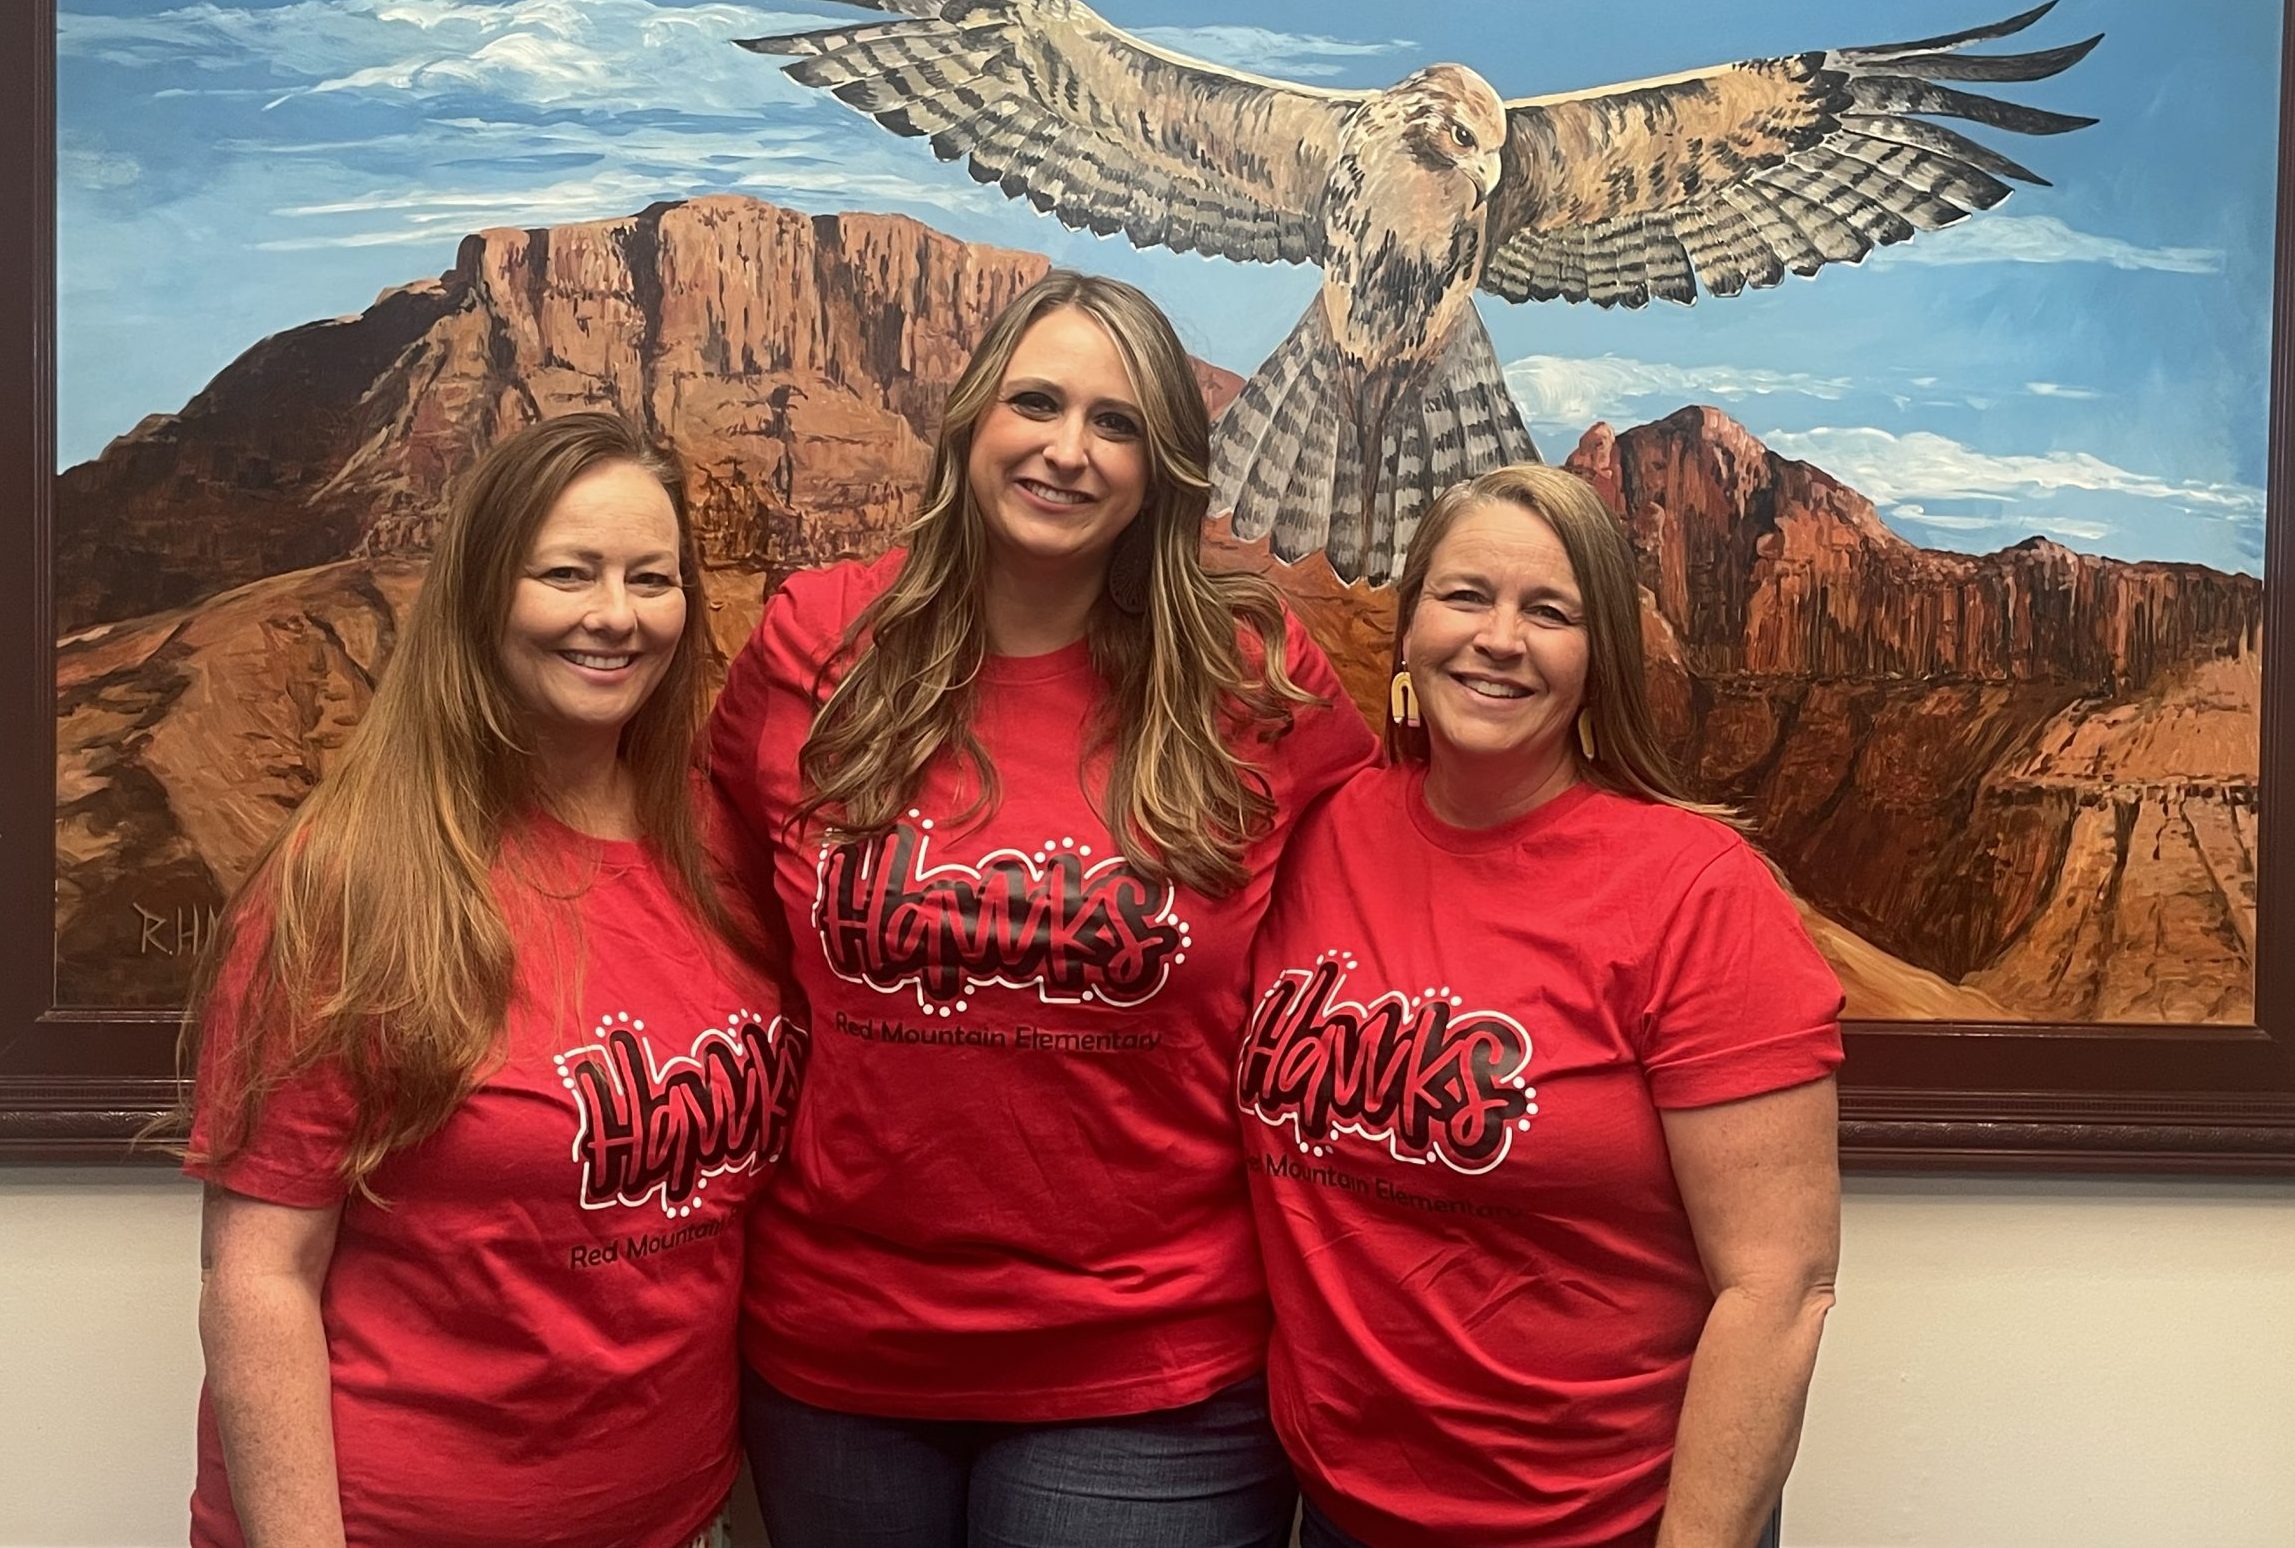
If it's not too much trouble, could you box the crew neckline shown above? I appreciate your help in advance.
[522,805,650,868]
[1403,764,1601,854]
[979,634,1097,685]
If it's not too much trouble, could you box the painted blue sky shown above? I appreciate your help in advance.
[56,0,2283,574]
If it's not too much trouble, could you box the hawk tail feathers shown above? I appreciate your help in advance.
[1212,300,1346,564]
[1348,310,1540,586]
[1213,300,1539,586]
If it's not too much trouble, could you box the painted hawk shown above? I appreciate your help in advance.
[741,2,2099,584]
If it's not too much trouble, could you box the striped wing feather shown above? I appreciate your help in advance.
[1482,1,2100,307]
[741,0,1357,266]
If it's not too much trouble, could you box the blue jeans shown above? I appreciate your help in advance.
[1295,1498,1364,1548]
[742,1367,1297,1548]
[1297,1494,1786,1547]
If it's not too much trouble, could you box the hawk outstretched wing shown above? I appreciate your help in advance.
[743,1,2103,584]
[1482,2,2101,306]
[740,0,1363,264]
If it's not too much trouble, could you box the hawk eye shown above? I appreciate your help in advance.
[1451,123,1474,148]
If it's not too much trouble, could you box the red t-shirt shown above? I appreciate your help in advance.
[185,817,805,1548]
[707,552,1378,1420]
[1238,767,1844,1548]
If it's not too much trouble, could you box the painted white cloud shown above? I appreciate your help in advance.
[244,106,994,251]
[61,2,394,77]
[1887,503,1988,530]
[63,0,827,116]
[1132,25,1414,80]
[58,139,141,191]
[1876,215,2223,275]
[732,165,1002,215]
[65,0,1031,264]
[1761,426,2263,523]
[2032,518,2114,541]
[275,31,616,107]
[1504,352,1856,427]
[1891,506,2116,543]
[255,167,684,248]
[245,114,825,164]
[258,162,995,249]
[2025,381,2102,400]
[253,227,472,252]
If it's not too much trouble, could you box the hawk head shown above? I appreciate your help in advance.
[1392,63,1506,209]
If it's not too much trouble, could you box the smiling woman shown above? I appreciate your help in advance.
[1245,462,1843,1548]
[174,413,801,1548]
[1385,464,1725,825]
[708,269,1379,1545]
[1400,494,1592,826]
[963,305,1153,605]
[500,459,690,831]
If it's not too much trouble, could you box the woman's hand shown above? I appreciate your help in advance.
[198,1182,347,1548]
[1654,1077,1841,1548]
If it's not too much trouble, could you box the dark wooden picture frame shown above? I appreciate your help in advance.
[4,0,2293,1169]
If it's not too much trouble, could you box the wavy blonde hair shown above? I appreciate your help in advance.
[179,413,736,1190]
[795,270,1318,895]
[1387,463,1738,824]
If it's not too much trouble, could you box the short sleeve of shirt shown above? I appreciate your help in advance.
[1266,610,1379,804]
[705,557,892,878]
[183,928,357,1211]
[1635,839,1845,1110]
[707,616,785,917]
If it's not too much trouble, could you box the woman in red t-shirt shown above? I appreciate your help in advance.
[1238,463,1844,1548]
[708,270,1376,1546]
[183,414,804,1548]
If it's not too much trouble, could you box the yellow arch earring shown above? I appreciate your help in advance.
[1576,709,1598,763]
[1388,670,1420,728]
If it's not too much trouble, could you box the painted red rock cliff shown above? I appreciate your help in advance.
[55,195,1061,630]
[1228,407,2261,1024]
[1568,409,2261,1023]
[51,198,2254,1024]
[52,195,1245,1002]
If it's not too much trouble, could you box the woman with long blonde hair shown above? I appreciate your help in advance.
[184,413,804,1548]
[1236,464,1841,1548]
[710,270,1376,1545]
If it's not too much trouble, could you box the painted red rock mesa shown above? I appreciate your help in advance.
[54,197,2254,1024]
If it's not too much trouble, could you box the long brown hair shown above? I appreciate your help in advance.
[179,412,734,1190]
[1386,463,1734,822]
[795,270,1318,895]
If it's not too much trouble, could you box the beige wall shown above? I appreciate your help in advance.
[1792,1176,2295,1548]
[2,1169,2290,1548]
[1,1169,203,1547]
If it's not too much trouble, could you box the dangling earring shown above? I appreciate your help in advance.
[1107,520,1152,617]
[1576,709,1598,763]
[1389,670,1420,728]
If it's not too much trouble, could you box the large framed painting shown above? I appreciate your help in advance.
[4,0,2291,1167]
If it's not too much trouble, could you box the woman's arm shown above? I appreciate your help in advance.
[198,1182,347,1548]
[1653,1076,1841,1548]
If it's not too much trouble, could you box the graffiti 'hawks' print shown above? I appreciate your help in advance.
[1239,955,1533,1175]
[559,1013,808,1217]
[814,818,1189,1011]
